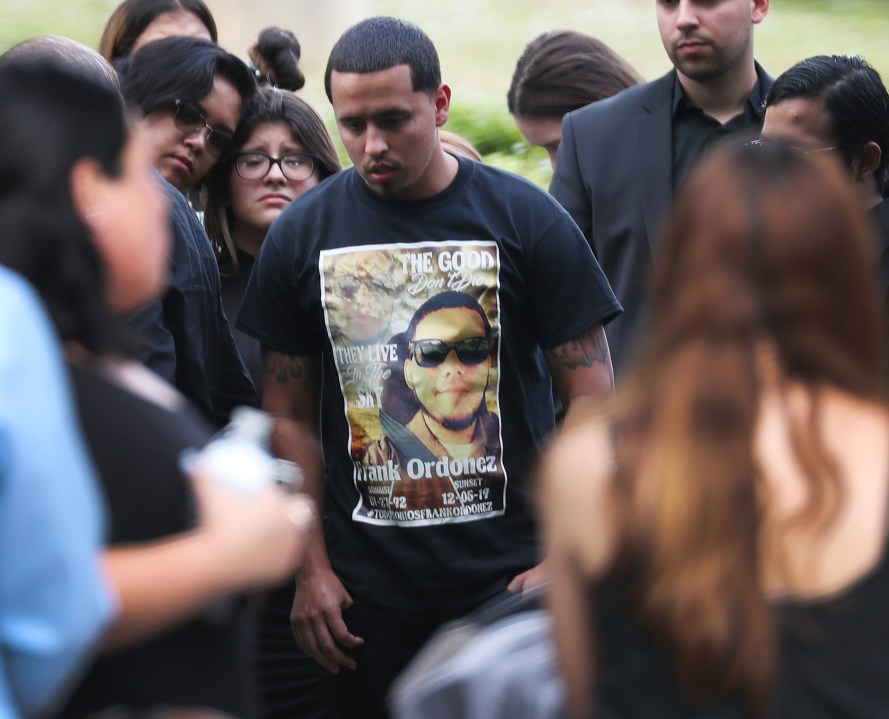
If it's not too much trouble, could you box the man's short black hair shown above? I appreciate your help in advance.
[406,291,492,343]
[766,54,889,197]
[324,16,441,102]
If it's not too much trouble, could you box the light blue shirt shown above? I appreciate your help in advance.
[0,267,114,718]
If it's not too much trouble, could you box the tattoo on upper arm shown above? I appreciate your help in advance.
[263,353,319,392]
[545,326,611,377]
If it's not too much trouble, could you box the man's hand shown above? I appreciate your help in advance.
[291,565,364,673]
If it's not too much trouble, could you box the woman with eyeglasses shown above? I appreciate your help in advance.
[205,85,340,395]
[114,36,259,428]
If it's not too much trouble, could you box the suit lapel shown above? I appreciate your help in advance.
[633,73,675,255]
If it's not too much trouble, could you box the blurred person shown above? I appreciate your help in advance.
[0,265,113,718]
[440,129,483,161]
[205,84,340,394]
[248,26,305,91]
[203,83,340,719]
[0,57,311,718]
[541,141,889,718]
[507,29,641,168]
[237,16,620,718]
[2,33,120,87]
[761,54,889,291]
[99,0,216,61]
[552,0,772,376]
[115,36,258,427]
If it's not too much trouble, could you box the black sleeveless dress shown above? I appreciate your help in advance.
[592,541,889,718]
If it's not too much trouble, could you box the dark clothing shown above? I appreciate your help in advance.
[671,71,766,190]
[593,544,889,718]
[59,361,257,718]
[256,584,333,719]
[124,175,256,428]
[239,156,619,718]
[551,65,773,375]
[222,248,264,397]
[332,598,480,719]
[222,248,329,719]
[239,157,620,613]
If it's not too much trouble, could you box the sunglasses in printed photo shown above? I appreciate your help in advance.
[410,337,493,368]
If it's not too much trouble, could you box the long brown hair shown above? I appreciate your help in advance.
[609,141,885,712]
[507,30,641,119]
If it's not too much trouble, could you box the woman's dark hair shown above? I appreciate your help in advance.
[249,27,305,91]
[608,140,885,714]
[507,30,641,119]
[0,59,130,355]
[115,36,256,119]
[99,0,217,61]
[204,86,341,275]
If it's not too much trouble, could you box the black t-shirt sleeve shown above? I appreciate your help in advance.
[236,223,323,357]
[529,207,622,349]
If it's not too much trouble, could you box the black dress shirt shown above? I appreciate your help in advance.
[671,66,767,191]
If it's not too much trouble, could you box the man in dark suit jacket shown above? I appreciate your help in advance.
[551,0,772,374]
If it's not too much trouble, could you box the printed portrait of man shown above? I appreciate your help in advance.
[363,291,503,514]
[324,251,399,345]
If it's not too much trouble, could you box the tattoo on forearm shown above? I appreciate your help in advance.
[545,326,611,377]
[263,353,319,392]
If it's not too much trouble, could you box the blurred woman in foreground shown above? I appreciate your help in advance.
[541,142,889,718]
[0,57,310,717]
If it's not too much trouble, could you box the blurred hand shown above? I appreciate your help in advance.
[189,470,313,590]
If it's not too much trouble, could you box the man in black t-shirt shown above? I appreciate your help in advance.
[238,16,620,718]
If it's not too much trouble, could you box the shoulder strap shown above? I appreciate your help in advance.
[379,410,439,465]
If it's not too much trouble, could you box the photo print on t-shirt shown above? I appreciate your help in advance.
[320,242,506,527]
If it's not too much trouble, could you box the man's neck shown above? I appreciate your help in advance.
[677,60,759,125]
[422,411,476,447]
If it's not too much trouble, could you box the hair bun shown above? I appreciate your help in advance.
[249,27,304,91]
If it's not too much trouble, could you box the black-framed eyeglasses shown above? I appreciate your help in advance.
[235,152,318,182]
[410,338,493,368]
[172,99,233,157]
[745,138,838,156]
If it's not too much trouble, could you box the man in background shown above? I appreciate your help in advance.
[552,0,771,374]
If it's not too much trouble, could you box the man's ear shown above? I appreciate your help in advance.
[853,141,882,184]
[752,0,770,24]
[433,83,451,128]
[404,357,416,392]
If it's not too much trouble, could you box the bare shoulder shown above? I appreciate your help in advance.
[539,416,618,578]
